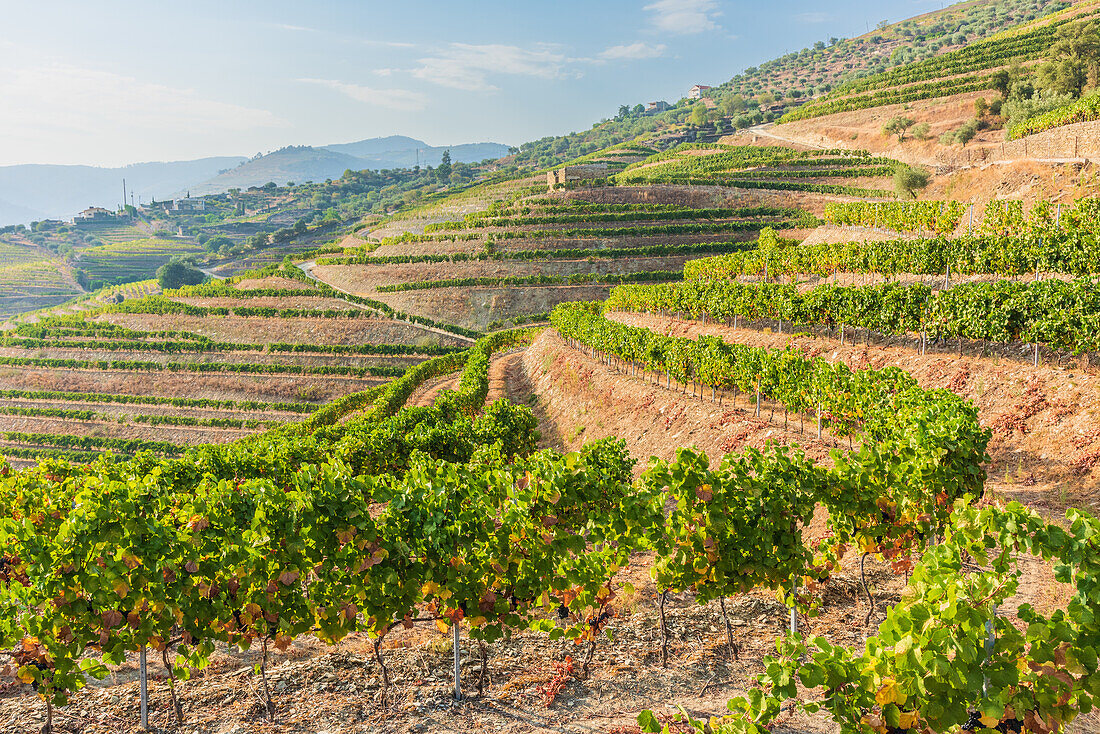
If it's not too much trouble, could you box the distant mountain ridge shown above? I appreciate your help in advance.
[185,139,511,196]
[0,136,510,226]
[0,157,247,224]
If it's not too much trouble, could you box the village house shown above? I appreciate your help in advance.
[72,207,116,223]
[688,84,712,100]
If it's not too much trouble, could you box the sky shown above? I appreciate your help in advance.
[0,0,953,167]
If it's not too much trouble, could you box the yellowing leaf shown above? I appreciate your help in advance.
[874,677,905,706]
[112,580,130,598]
[435,619,451,634]
[422,581,440,595]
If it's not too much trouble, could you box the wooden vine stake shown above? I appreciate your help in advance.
[139,646,149,730]
[658,590,669,668]
[789,579,798,636]
[453,622,462,701]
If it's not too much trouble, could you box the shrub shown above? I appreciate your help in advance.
[956,118,979,145]
[911,122,931,140]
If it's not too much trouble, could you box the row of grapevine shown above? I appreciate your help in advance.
[0,355,403,379]
[315,239,767,267]
[387,219,812,244]
[0,406,97,421]
[0,389,316,413]
[375,270,683,293]
[107,297,383,321]
[364,328,540,420]
[683,232,1100,278]
[163,284,323,299]
[607,278,1100,354]
[12,316,464,359]
[0,391,548,717]
[0,431,183,455]
[823,201,966,234]
[424,206,802,231]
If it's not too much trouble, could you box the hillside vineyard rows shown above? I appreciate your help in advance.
[10,3,1100,731]
[4,179,1100,734]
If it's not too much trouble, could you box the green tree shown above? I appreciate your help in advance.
[720,94,746,117]
[1037,21,1100,97]
[882,116,915,141]
[911,122,931,140]
[894,166,931,199]
[436,150,452,183]
[156,257,206,289]
[690,103,708,127]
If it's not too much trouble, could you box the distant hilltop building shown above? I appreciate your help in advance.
[72,206,116,223]
[172,197,205,212]
[688,84,712,100]
[646,101,671,114]
[547,163,611,189]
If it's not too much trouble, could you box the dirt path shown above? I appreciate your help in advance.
[486,350,524,405]
[406,371,462,408]
[406,350,526,410]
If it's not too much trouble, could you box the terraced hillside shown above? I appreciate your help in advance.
[0,241,82,319]
[718,0,1070,110]
[4,187,1100,734]
[612,143,904,198]
[0,266,468,468]
[304,180,822,330]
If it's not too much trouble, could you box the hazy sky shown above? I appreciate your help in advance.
[1,0,949,167]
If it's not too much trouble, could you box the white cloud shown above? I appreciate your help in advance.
[298,78,428,111]
[0,63,284,139]
[795,12,830,24]
[644,0,720,34]
[412,44,569,92]
[598,42,667,61]
[362,40,417,49]
[276,23,318,33]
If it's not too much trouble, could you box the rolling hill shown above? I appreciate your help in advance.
[186,140,511,195]
[0,137,511,226]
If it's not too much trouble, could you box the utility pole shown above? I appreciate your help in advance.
[122,178,127,212]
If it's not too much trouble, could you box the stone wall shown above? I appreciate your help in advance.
[989,119,1100,162]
